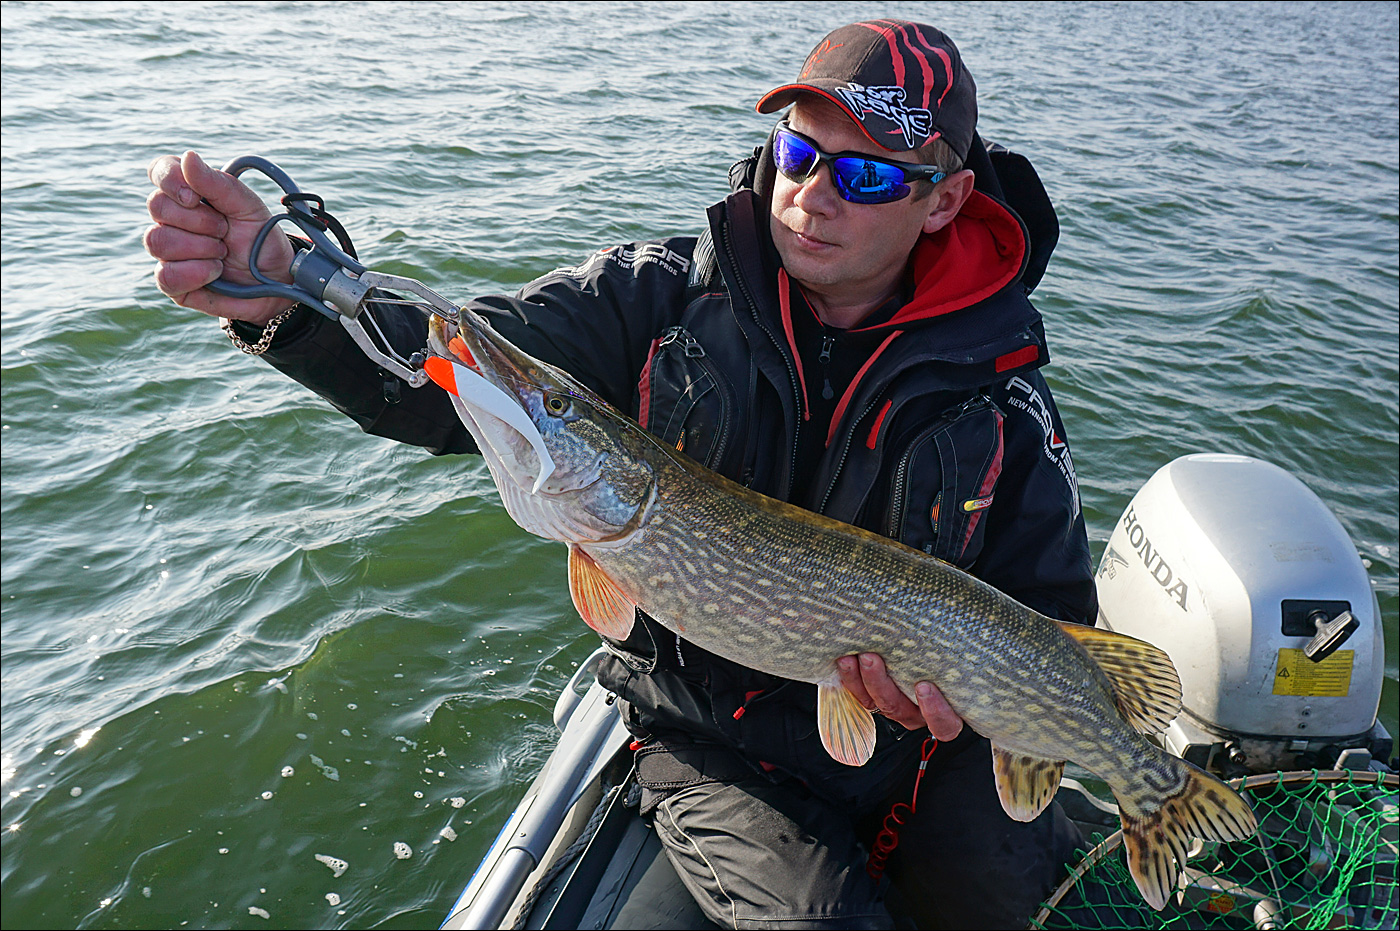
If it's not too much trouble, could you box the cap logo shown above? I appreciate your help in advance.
[833,82,933,148]
[800,38,844,79]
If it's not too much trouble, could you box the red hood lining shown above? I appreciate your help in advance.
[851,189,1026,331]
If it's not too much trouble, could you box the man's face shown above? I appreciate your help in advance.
[769,97,940,302]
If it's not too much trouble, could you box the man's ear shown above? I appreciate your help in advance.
[922,169,976,234]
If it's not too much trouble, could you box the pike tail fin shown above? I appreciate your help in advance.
[1116,760,1257,910]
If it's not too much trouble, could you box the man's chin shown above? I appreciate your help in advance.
[778,251,848,290]
[774,238,844,282]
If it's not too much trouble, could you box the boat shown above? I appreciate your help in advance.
[441,454,1398,930]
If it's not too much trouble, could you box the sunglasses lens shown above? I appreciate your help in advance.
[831,158,910,204]
[772,126,922,204]
[773,130,818,182]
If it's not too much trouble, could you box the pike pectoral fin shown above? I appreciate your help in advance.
[567,545,636,640]
[1056,621,1182,736]
[990,745,1065,822]
[816,676,877,767]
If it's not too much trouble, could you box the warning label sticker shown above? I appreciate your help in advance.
[1272,649,1354,697]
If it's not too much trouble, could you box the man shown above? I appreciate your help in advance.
[145,21,1093,929]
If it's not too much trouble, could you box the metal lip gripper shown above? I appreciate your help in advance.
[204,156,461,388]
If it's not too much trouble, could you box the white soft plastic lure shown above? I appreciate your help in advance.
[426,356,556,494]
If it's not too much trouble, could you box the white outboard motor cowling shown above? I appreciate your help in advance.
[1095,454,1389,774]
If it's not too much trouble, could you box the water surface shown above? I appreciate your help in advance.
[2,2,1396,928]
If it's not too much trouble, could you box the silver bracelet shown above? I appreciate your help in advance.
[220,305,297,355]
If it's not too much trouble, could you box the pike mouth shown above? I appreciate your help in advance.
[426,314,471,370]
[425,313,557,494]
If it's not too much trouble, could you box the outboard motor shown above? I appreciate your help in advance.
[1095,454,1390,775]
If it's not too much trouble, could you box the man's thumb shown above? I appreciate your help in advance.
[181,151,263,220]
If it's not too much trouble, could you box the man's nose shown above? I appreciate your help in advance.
[793,163,840,215]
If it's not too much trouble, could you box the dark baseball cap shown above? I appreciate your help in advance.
[756,20,978,159]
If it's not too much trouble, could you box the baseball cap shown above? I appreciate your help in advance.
[755,20,978,159]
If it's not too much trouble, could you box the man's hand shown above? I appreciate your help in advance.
[836,653,963,741]
[144,151,297,325]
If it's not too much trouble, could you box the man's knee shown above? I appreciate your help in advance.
[649,776,894,930]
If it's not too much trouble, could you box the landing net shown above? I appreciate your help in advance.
[1030,769,1398,930]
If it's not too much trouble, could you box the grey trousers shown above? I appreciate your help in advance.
[639,735,1085,930]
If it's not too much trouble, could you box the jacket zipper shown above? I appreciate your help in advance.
[818,334,835,400]
[817,394,885,515]
[742,358,759,487]
[658,326,705,359]
[881,394,996,539]
[718,217,802,498]
[886,448,913,540]
[654,326,733,470]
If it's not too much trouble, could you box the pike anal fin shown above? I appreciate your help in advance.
[1056,621,1182,736]
[567,545,636,640]
[816,676,877,767]
[990,745,1065,822]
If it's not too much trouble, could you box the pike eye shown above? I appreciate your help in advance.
[545,394,570,415]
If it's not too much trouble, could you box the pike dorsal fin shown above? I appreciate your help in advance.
[816,676,877,767]
[567,545,636,641]
[989,745,1065,822]
[1056,621,1182,736]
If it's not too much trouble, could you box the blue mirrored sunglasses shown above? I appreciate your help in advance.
[772,122,946,205]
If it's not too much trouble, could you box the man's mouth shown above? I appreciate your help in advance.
[789,227,837,249]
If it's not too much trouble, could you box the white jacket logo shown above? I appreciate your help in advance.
[553,243,691,280]
[834,83,933,148]
[1005,375,1079,516]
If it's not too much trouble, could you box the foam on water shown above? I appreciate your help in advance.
[314,854,348,879]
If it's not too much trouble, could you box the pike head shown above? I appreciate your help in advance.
[423,308,656,546]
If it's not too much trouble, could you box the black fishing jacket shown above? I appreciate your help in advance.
[241,138,1096,809]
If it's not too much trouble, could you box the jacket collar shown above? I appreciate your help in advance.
[853,190,1028,331]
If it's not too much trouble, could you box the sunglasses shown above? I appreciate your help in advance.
[772,122,946,205]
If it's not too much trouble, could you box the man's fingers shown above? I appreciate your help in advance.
[147,188,230,239]
[144,224,228,263]
[836,655,877,710]
[148,154,198,208]
[857,653,925,728]
[915,681,964,742]
[152,259,293,323]
[180,150,269,221]
[153,257,224,303]
[844,653,967,738]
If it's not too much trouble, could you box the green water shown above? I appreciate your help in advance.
[2,2,1396,928]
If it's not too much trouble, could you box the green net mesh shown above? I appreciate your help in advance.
[1030,770,1398,930]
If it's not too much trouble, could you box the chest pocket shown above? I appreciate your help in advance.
[637,326,735,470]
[885,396,1005,568]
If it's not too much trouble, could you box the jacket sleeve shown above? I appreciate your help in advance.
[977,370,1098,625]
[238,237,698,454]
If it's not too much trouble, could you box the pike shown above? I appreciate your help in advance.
[422,308,1257,910]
